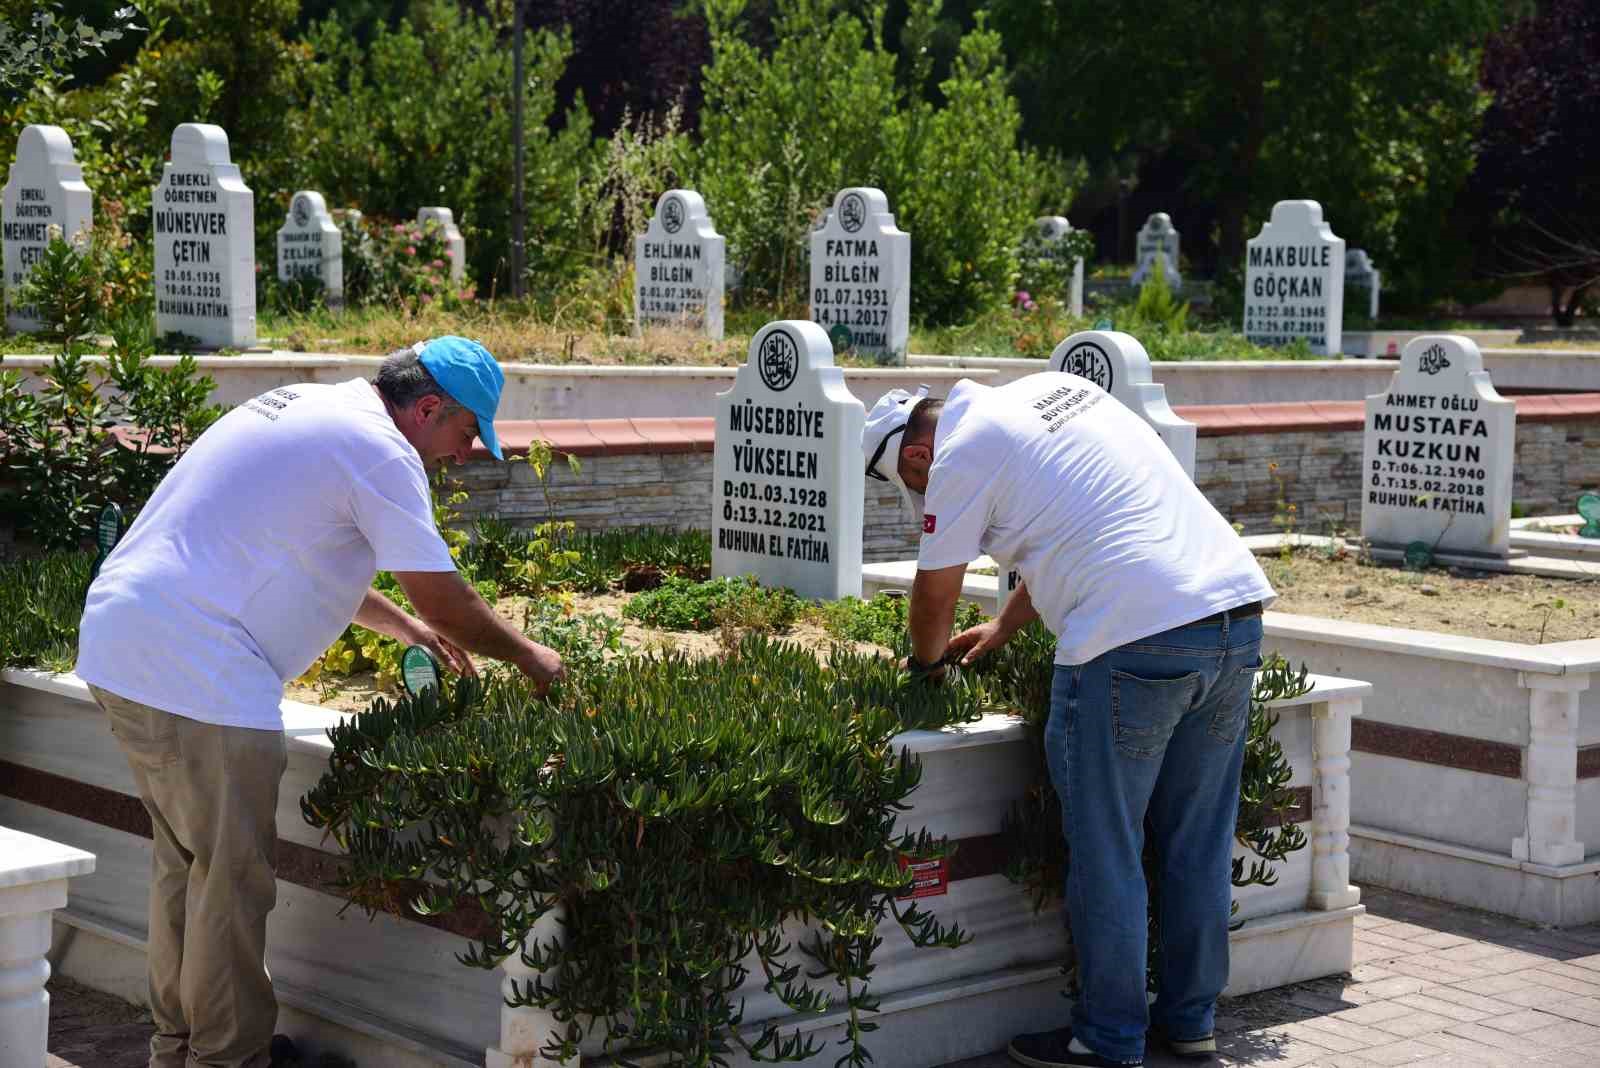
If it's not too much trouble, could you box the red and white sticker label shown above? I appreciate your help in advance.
[922,514,937,534]
[897,854,949,899]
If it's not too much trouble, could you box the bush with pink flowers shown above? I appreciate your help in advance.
[340,214,475,312]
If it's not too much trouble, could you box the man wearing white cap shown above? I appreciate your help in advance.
[78,336,564,1068]
[863,374,1274,1068]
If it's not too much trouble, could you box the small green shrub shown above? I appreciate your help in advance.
[0,344,220,551]
[339,214,468,311]
[623,575,803,632]
[818,592,985,649]
[462,519,711,596]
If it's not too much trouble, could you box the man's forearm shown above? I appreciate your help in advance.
[996,580,1040,637]
[908,571,962,666]
[421,593,540,668]
[353,588,424,643]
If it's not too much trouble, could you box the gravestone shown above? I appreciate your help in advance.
[1031,216,1085,316]
[276,190,342,307]
[1130,212,1181,290]
[712,320,865,600]
[809,187,910,364]
[1360,335,1514,559]
[3,125,93,333]
[1345,248,1380,321]
[633,189,725,339]
[988,330,1200,609]
[1244,200,1344,356]
[153,123,255,349]
[417,206,464,283]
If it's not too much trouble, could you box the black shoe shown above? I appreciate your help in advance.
[268,1034,302,1068]
[1153,1028,1217,1061]
[1007,1027,1141,1068]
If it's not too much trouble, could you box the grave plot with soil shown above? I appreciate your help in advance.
[1257,543,1600,644]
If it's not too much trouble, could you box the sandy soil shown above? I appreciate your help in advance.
[1260,546,1599,644]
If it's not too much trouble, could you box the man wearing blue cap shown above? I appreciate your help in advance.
[78,336,563,1068]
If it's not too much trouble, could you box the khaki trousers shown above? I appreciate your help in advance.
[90,685,287,1068]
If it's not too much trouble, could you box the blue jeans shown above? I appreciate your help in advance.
[1043,611,1263,1064]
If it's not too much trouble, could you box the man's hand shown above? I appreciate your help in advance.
[517,642,565,696]
[946,619,1008,666]
[392,570,567,695]
[413,626,477,677]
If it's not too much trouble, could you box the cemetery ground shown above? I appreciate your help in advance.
[44,886,1600,1068]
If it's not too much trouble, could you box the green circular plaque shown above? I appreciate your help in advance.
[1578,492,1600,539]
[828,322,853,353]
[1403,540,1433,570]
[401,645,441,697]
[96,502,123,556]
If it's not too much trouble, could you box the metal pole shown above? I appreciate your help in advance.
[511,0,527,299]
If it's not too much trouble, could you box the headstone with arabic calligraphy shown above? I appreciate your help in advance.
[1360,335,1514,557]
[712,320,865,599]
[276,191,342,306]
[809,187,910,364]
[634,189,725,339]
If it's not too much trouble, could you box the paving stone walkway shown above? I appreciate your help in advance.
[47,887,1600,1067]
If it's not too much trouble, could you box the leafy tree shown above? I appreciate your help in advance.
[689,0,1052,324]
[1470,0,1600,323]
[0,1,139,99]
[992,0,1513,306]
[292,0,598,291]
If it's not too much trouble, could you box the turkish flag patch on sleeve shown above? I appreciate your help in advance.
[922,514,937,534]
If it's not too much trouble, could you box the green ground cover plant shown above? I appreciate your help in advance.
[302,634,982,1067]
[817,592,985,649]
[623,574,805,633]
[0,550,92,671]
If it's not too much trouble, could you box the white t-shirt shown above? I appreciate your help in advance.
[78,378,456,730]
[917,374,1275,666]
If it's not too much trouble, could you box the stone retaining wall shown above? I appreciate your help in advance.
[456,396,1600,563]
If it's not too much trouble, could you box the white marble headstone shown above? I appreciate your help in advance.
[809,187,910,364]
[633,189,725,340]
[276,190,342,306]
[712,320,865,600]
[3,124,93,333]
[152,123,255,348]
[1360,335,1514,558]
[1345,248,1380,321]
[989,330,1199,609]
[1131,212,1181,290]
[416,206,464,284]
[1244,200,1344,356]
[1032,216,1085,316]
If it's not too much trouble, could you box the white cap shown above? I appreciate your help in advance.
[862,385,931,524]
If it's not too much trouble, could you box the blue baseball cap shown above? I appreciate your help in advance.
[415,336,504,460]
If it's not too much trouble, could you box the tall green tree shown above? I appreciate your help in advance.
[689,0,1061,324]
[293,0,597,291]
[992,0,1514,305]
